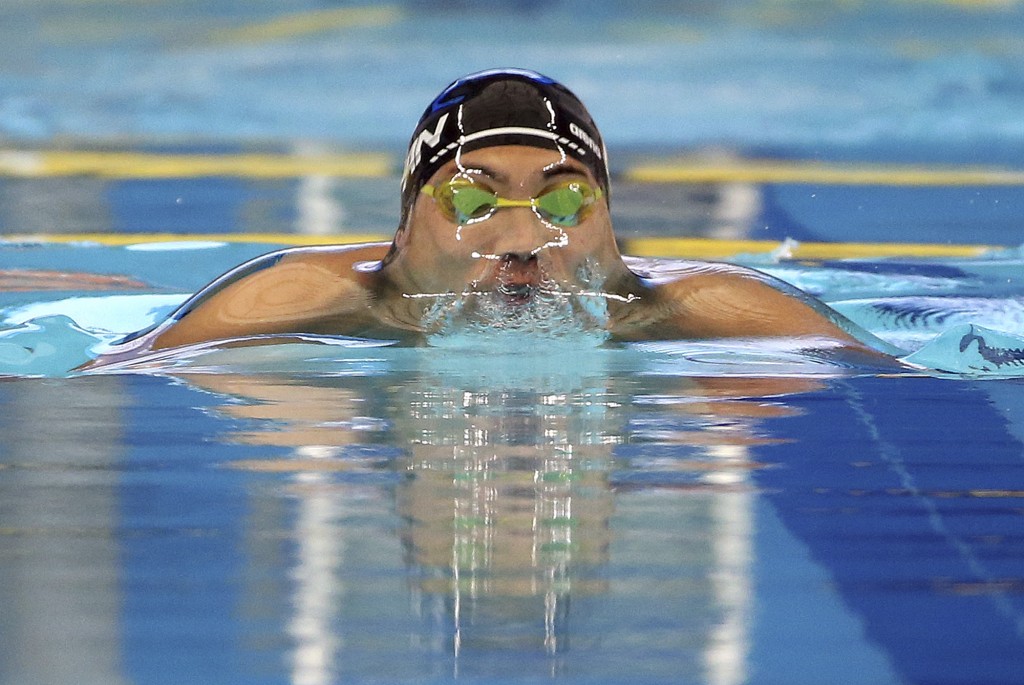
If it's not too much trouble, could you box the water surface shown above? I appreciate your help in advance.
[2,337,1024,684]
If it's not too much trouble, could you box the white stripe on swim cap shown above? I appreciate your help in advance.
[458,127,584,153]
[424,127,577,172]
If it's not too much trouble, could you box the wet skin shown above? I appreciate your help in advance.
[93,145,883,362]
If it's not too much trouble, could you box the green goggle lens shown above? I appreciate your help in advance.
[448,184,500,222]
[422,180,602,227]
[535,184,589,221]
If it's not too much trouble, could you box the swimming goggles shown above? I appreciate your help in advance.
[421,179,603,227]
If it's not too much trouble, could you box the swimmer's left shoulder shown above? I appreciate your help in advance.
[622,255,762,286]
[622,257,866,342]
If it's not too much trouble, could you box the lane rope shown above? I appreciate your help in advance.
[3,149,1024,187]
[2,233,996,259]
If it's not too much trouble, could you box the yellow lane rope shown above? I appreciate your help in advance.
[626,160,1024,186]
[625,237,993,259]
[1,233,388,247]
[3,149,1024,187]
[3,233,996,259]
[206,6,402,44]
[0,150,393,179]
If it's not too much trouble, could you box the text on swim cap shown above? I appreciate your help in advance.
[569,122,602,160]
[403,113,451,182]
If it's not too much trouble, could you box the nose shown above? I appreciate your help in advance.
[486,205,560,260]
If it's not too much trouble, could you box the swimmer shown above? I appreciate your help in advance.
[94,68,890,364]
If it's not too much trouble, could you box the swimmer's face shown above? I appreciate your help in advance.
[392,145,621,301]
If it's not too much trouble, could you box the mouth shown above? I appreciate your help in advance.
[494,255,542,305]
[497,280,535,304]
[420,255,612,341]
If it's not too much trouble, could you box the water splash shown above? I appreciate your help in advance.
[833,296,1024,352]
[0,315,104,377]
[421,266,612,350]
[903,324,1024,377]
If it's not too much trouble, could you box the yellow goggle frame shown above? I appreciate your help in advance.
[421,179,603,227]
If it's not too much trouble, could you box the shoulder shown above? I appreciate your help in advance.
[128,242,392,351]
[180,242,390,312]
[274,242,391,272]
[623,256,787,308]
[214,242,390,287]
[620,257,861,342]
[150,243,386,324]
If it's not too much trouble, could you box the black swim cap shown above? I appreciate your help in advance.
[400,69,609,225]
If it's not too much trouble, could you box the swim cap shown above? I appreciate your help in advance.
[400,69,609,225]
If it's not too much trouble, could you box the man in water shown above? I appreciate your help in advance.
[100,68,884,361]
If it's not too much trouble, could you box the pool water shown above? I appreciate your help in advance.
[6,2,1024,682]
[2,232,1024,685]
[2,349,1024,685]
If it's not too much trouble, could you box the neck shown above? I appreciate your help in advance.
[599,267,656,323]
[371,261,437,334]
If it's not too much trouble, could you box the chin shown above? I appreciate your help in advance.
[420,278,605,337]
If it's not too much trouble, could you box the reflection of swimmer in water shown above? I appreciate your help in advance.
[195,366,816,656]
[95,68,889,362]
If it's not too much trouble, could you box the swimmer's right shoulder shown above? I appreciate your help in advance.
[178,242,390,302]
[273,242,391,271]
[114,242,393,354]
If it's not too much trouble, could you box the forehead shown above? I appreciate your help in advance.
[429,145,595,186]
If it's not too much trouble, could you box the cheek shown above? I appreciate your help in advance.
[560,214,614,256]
[408,205,459,252]
[406,206,485,271]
